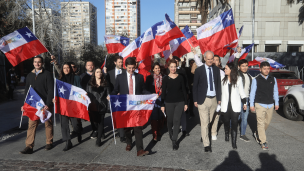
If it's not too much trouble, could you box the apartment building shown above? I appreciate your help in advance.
[61,1,98,58]
[105,0,141,41]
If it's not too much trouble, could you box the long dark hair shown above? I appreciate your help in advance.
[223,63,238,87]
[59,62,73,80]
[89,68,107,87]
[151,62,162,75]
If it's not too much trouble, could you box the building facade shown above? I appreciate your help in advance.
[105,0,141,41]
[61,1,98,58]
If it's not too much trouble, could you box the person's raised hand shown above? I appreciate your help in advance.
[191,47,196,55]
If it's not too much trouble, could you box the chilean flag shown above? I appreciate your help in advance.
[105,35,129,54]
[23,87,52,123]
[248,57,285,69]
[0,27,48,66]
[223,25,244,56]
[154,14,184,48]
[228,43,254,63]
[119,36,141,61]
[196,9,237,56]
[136,22,170,61]
[161,25,199,60]
[110,94,158,128]
[55,79,91,121]
[182,25,199,47]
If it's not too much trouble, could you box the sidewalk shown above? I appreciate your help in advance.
[0,86,28,135]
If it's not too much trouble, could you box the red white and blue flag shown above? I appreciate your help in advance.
[119,36,141,63]
[110,94,158,128]
[182,25,199,47]
[248,57,285,69]
[0,27,48,66]
[136,22,170,61]
[104,35,129,54]
[23,87,52,123]
[55,79,91,121]
[228,43,254,63]
[223,25,244,55]
[196,9,238,56]
[161,25,199,60]
[154,14,184,48]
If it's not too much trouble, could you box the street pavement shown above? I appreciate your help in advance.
[0,88,304,171]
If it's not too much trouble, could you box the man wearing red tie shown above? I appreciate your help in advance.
[111,57,150,157]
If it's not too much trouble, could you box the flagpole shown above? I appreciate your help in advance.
[20,85,32,128]
[53,64,56,126]
[109,96,116,145]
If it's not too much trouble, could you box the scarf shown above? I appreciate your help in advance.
[153,73,162,95]
[61,73,74,85]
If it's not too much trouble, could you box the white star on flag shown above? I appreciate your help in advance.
[59,86,66,94]
[188,29,192,33]
[140,37,143,43]
[25,32,33,38]
[114,99,122,107]
[226,15,232,21]
[29,95,33,100]
[123,40,127,45]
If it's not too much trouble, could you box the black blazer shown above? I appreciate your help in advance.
[107,68,126,91]
[111,72,149,95]
[193,64,221,105]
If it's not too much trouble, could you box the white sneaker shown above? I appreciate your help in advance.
[212,135,217,140]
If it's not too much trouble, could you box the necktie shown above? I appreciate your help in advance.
[118,69,121,75]
[208,67,214,91]
[129,74,133,95]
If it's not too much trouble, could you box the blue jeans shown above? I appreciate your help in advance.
[238,98,249,135]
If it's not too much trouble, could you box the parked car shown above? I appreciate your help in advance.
[248,68,303,99]
[283,84,304,121]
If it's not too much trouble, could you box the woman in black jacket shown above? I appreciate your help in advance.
[86,68,110,147]
[56,62,82,151]
[145,62,164,142]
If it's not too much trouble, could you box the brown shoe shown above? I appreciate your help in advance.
[126,144,132,151]
[137,150,149,157]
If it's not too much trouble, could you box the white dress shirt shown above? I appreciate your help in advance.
[115,68,122,78]
[205,64,216,96]
[127,72,136,95]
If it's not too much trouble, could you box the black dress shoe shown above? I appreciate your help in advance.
[90,131,97,139]
[45,144,53,151]
[63,140,72,151]
[20,147,33,154]
[96,139,102,147]
[182,131,190,137]
[120,137,126,143]
[172,140,178,150]
[204,146,212,153]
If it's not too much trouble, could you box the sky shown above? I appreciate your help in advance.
[87,0,175,45]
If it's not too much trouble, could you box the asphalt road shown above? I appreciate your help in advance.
[0,89,304,171]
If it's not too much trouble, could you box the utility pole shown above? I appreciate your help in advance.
[32,0,35,35]
[252,0,255,62]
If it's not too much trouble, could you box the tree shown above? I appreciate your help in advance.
[80,44,106,69]
[287,0,304,25]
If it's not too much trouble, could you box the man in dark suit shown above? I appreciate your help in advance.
[105,55,126,143]
[111,57,150,157]
[193,50,221,153]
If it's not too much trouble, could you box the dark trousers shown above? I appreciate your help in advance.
[125,127,144,151]
[89,111,106,139]
[8,86,14,99]
[60,115,81,141]
[118,128,125,138]
[89,112,97,131]
[165,101,184,141]
[223,103,240,133]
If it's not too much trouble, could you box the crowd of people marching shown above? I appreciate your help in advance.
[19,47,279,157]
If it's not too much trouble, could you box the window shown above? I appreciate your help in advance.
[287,45,301,52]
[265,45,278,52]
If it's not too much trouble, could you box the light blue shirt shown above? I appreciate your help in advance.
[205,64,216,96]
[249,75,279,108]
